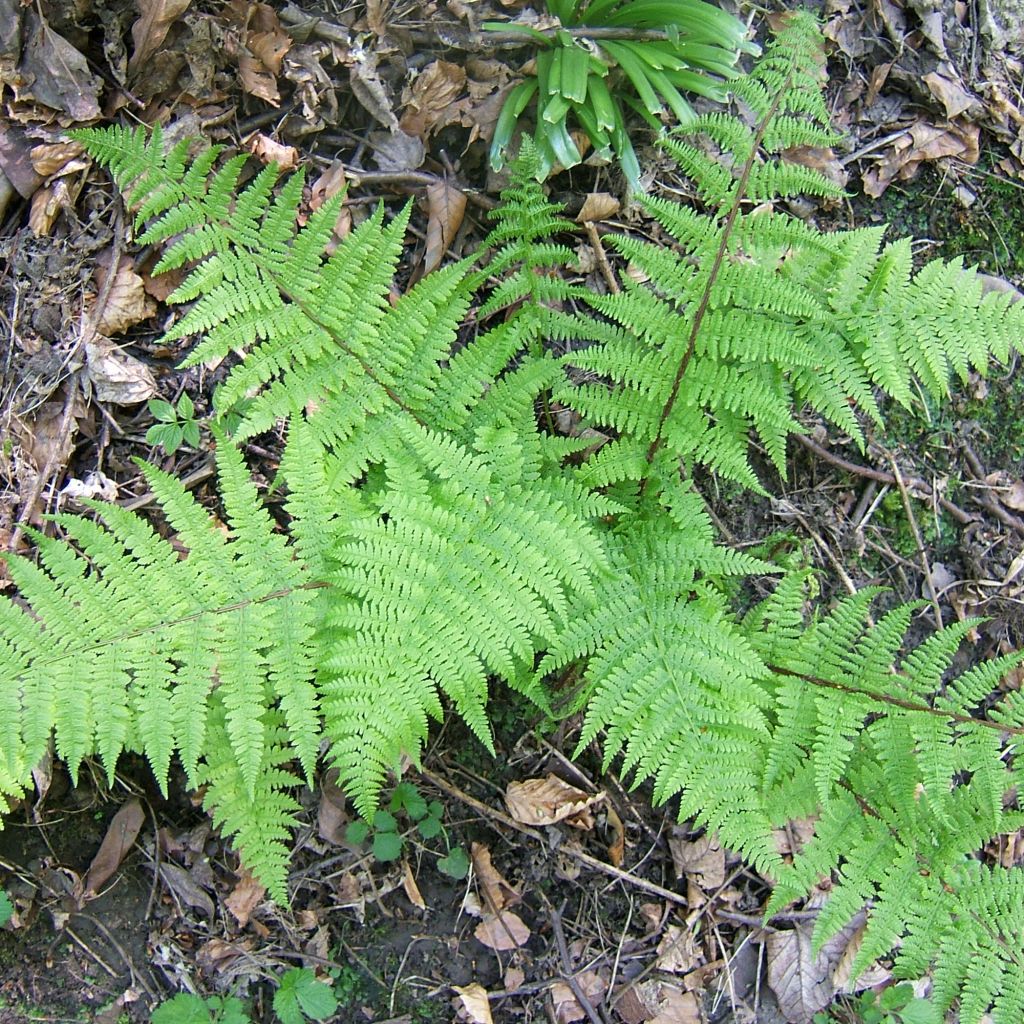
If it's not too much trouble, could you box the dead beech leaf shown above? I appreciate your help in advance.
[923,70,980,119]
[31,141,85,178]
[474,909,530,950]
[453,982,494,1024]
[84,333,157,405]
[423,180,466,274]
[402,860,427,910]
[651,987,701,1024]
[128,0,191,74]
[551,972,607,1024]
[92,257,157,336]
[18,11,102,121]
[317,767,350,845]
[400,60,467,138]
[225,867,265,927]
[505,774,605,828]
[350,50,399,130]
[668,833,725,890]
[159,861,216,918]
[577,192,620,223]
[246,134,299,171]
[655,924,700,975]
[84,798,145,896]
[470,842,520,913]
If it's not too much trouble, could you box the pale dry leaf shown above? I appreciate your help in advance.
[423,180,467,274]
[84,333,158,405]
[400,60,467,138]
[504,966,525,990]
[317,767,350,845]
[504,774,605,828]
[30,141,85,179]
[84,798,145,896]
[129,0,191,74]
[453,982,493,1024]
[93,257,157,336]
[655,924,700,975]
[668,833,725,890]
[470,842,520,913]
[350,50,400,130]
[650,987,701,1024]
[1003,480,1024,511]
[29,183,62,237]
[577,192,620,223]
[473,909,530,950]
[239,52,281,105]
[551,972,608,1023]
[923,70,980,119]
[225,867,266,927]
[402,860,427,910]
[246,134,299,171]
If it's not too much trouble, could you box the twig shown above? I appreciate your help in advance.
[963,444,1024,537]
[584,223,621,294]
[419,767,689,907]
[793,433,975,524]
[550,902,607,1024]
[887,455,943,629]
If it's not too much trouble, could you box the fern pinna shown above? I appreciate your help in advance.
[1,13,1022,1019]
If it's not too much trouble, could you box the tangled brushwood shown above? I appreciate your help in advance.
[3,14,1024,1020]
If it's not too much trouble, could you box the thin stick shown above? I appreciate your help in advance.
[584,223,620,295]
[550,902,606,1024]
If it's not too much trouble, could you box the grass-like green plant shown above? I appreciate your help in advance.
[488,0,755,185]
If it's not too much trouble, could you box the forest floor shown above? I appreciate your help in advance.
[1,0,1023,1022]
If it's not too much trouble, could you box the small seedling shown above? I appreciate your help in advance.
[814,985,940,1024]
[147,393,201,454]
[273,967,339,1024]
[346,783,467,876]
[151,993,249,1024]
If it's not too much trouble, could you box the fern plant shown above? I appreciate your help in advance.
[0,14,1022,1021]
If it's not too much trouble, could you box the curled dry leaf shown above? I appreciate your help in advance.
[606,804,625,867]
[84,333,157,405]
[862,119,979,198]
[92,256,157,337]
[505,774,605,828]
[470,842,520,912]
[551,972,608,1024]
[667,833,725,890]
[225,867,266,927]
[128,0,191,74]
[31,142,87,179]
[423,180,467,274]
[577,192,620,223]
[473,909,531,950]
[246,134,299,171]
[84,798,145,896]
[453,982,494,1024]
[400,60,467,138]
[349,48,399,130]
[402,860,427,910]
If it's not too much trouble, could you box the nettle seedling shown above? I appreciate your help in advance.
[346,782,469,878]
[147,392,201,454]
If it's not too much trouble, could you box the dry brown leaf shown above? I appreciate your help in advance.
[248,26,291,76]
[317,767,350,845]
[453,982,494,1024]
[93,256,157,336]
[246,134,299,171]
[84,798,145,896]
[473,909,531,950]
[402,860,427,910]
[400,60,467,138]
[651,987,701,1024]
[31,142,85,178]
[551,972,608,1023]
[16,11,102,121]
[129,0,191,74]
[0,124,42,199]
[504,966,525,990]
[577,192,620,223]
[470,842,520,913]
[782,145,848,187]
[423,180,467,274]
[29,181,70,237]
[668,833,725,890]
[923,69,981,119]
[655,925,701,975]
[350,50,400,130]
[1003,480,1024,511]
[504,774,605,828]
[606,804,625,867]
[84,333,157,405]
[862,120,979,197]
[159,861,215,918]
[369,129,425,172]
[225,867,266,927]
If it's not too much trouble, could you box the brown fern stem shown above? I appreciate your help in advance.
[640,88,788,490]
